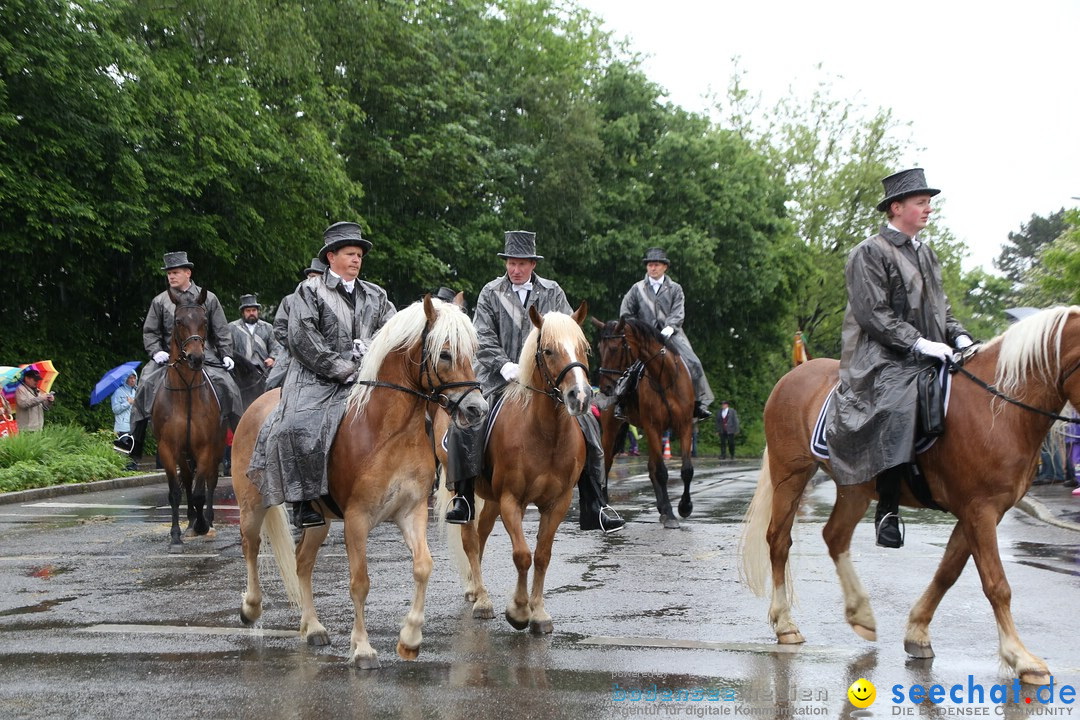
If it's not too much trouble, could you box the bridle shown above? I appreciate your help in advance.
[520,328,589,406]
[948,354,1080,424]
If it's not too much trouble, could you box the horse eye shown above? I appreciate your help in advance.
[439,351,452,363]
[543,348,553,356]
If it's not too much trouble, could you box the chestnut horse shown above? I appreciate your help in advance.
[740,306,1080,683]
[152,287,227,551]
[231,296,488,667]
[593,317,695,528]
[439,303,591,634]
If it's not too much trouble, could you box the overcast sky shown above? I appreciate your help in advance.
[578,0,1080,272]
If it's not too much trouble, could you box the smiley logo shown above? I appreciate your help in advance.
[848,678,876,708]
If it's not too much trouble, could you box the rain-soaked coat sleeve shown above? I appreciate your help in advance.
[142,298,167,357]
[288,286,357,382]
[205,293,234,360]
[845,241,922,353]
[474,285,512,376]
[665,282,686,329]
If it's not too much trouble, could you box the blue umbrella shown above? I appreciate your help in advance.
[90,361,142,406]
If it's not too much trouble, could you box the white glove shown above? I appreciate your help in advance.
[222,356,235,371]
[660,326,675,338]
[153,351,170,365]
[954,335,974,350]
[913,338,953,363]
[352,338,370,360]
[500,362,520,382]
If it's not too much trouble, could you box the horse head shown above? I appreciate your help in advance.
[168,287,209,370]
[593,317,631,395]
[521,302,592,416]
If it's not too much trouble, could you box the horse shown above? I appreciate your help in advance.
[231,296,488,668]
[739,306,1080,684]
[593,316,695,528]
[439,303,592,634]
[151,287,227,551]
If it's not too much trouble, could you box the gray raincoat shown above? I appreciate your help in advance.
[474,273,571,396]
[131,284,241,424]
[826,227,969,485]
[263,291,296,390]
[229,318,280,367]
[619,275,714,408]
[247,273,395,505]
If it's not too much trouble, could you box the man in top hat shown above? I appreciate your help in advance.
[229,294,281,375]
[443,230,625,532]
[617,247,714,420]
[128,251,243,462]
[248,222,396,529]
[15,368,54,432]
[265,257,327,390]
[826,168,973,549]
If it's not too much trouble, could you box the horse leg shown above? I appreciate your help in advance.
[904,522,971,659]
[528,495,573,635]
[295,523,331,648]
[236,486,268,626]
[395,502,433,661]
[343,517,380,668]
[765,460,815,644]
[960,511,1050,684]
[642,426,676,527]
[677,425,695,518]
[824,484,876,641]
[464,500,498,619]
[190,464,210,537]
[499,497,532,630]
[180,457,202,539]
[164,461,184,552]
[201,468,218,539]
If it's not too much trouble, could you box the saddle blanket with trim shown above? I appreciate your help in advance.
[811,369,952,460]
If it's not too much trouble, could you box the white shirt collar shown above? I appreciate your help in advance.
[329,270,355,293]
[887,222,920,249]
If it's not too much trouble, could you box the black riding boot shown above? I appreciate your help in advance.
[445,423,483,524]
[874,466,906,548]
[577,414,625,533]
[128,419,148,460]
[291,500,325,529]
[693,401,712,420]
[445,476,476,525]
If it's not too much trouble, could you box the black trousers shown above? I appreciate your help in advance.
[719,433,735,458]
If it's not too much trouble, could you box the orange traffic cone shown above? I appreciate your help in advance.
[662,436,672,460]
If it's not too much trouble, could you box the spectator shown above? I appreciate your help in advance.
[715,400,740,460]
[111,371,138,469]
[15,368,54,432]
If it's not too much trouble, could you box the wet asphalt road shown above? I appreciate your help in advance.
[1,457,1079,720]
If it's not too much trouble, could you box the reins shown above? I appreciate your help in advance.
[518,329,588,405]
[948,355,1080,424]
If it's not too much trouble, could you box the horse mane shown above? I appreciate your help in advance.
[623,316,679,354]
[504,310,591,408]
[347,298,478,414]
[987,305,1079,395]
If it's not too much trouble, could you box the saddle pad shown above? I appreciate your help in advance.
[811,369,952,460]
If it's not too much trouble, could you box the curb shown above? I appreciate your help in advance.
[1015,495,1080,533]
[0,472,167,506]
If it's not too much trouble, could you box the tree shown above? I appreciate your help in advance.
[995,209,1068,287]
[1022,209,1080,306]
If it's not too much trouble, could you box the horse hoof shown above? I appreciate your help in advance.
[202,527,216,540]
[504,611,530,631]
[183,527,197,539]
[852,624,877,642]
[306,631,331,647]
[168,542,184,554]
[239,607,260,626]
[904,640,934,659]
[396,641,420,661]
[352,654,381,670]
[660,514,680,529]
[473,605,494,620]
[529,619,553,635]
[777,630,805,645]
[1020,669,1052,686]
[678,501,693,518]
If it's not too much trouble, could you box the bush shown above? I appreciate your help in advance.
[0,425,131,492]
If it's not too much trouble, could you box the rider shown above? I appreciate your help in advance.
[248,222,396,529]
[826,168,974,549]
[128,251,242,464]
[265,257,326,390]
[616,248,714,421]
[229,294,280,376]
[444,230,625,533]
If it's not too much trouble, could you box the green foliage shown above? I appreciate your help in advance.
[995,209,1068,287]
[0,425,128,492]
[1024,209,1080,306]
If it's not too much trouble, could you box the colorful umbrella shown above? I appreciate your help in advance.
[90,361,141,406]
[21,360,59,395]
[0,366,24,405]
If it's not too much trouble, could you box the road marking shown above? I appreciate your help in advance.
[26,502,154,510]
[145,554,220,559]
[80,623,299,638]
[579,636,850,655]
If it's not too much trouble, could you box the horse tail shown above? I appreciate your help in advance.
[435,469,484,586]
[261,504,302,608]
[739,448,783,598]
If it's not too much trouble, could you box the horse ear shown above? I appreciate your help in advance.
[589,316,606,330]
[528,305,543,329]
[453,291,465,309]
[422,293,437,325]
[615,317,627,333]
[197,287,208,305]
[571,301,588,326]
[167,287,182,306]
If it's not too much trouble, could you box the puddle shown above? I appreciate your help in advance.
[0,595,78,617]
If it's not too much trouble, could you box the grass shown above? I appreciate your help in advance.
[0,425,131,493]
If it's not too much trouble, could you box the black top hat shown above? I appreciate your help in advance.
[238,294,260,310]
[497,230,543,260]
[434,287,459,304]
[876,168,940,212]
[318,221,372,264]
[161,251,194,271]
[300,257,327,279]
[642,247,670,265]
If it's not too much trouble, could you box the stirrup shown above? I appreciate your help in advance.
[445,495,474,524]
[875,512,905,548]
